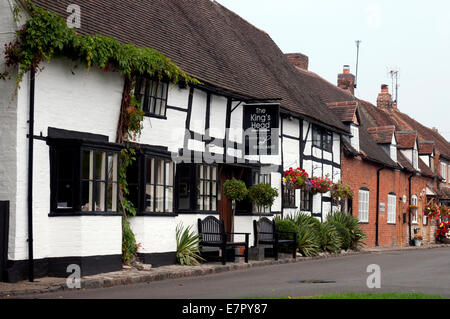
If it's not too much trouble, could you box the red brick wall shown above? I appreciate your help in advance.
[341,153,435,247]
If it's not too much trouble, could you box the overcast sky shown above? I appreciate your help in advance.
[216,0,450,140]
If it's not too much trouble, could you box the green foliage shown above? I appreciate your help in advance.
[326,212,366,250]
[329,221,351,250]
[275,219,320,257]
[286,211,320,229]
[176,223,205,266]
[122,219,139,265]
[248,183,278,212]
[316,221,342,253]
[2,1,199,91]
[223,178,248,202]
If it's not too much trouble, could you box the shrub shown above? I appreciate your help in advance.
[248,183,279,213]
[317,221,342,253]
[223,178,248,202]
[287,211,320,229]
[275,218,320,257]
[326,212,366,250]
[275,219,300,252]
[329,221,351,250]
[176,223,205,266]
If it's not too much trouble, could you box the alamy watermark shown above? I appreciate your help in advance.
[66,264,81,289]
[366,264,381,289]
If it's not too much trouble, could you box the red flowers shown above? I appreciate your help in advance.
[284,167,308,189]
[308,175,333,195]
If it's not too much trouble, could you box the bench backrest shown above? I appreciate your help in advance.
[254,217,275,242]
[198,216,224,243]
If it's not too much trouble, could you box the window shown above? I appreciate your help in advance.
[197,165,218,211]
[135,78,168,117]
[358,189,370,223]
[50,143,120,214]
[390,144,397,162]
[413,151,418,170]
[300,189,311,211]
[126,155,174,213]
[387,194,396,224]
[441,161,447,182]
[145,158,174,212]
[312,126,333,152]
[412,195,418,224]
[350,125,359,152]
[253,172,271,213]
[81,150,118,212]
[283,185,296,208]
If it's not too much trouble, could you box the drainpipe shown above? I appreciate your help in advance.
[27,68,35,282]
[408,173,414,246]
[375,166,386,246]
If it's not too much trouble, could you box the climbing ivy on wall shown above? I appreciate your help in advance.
[2,0,200,265]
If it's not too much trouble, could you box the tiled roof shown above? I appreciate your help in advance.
[357,101,450,159]
[367,126,396,144]
[32,0,348,133]
[327,102,359,124]
[396,131,418,149]
[418,142,435,155]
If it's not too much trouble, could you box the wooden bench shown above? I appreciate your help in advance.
[198,216,249,265]
[253,217,297,260]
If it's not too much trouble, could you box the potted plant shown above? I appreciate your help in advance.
[223,178,248,245]
[413,234,423,247]
[307,175,333,195]
[283,167,309,190]
[424,204,440,221]
[331,181,354,201]
[248,183,279,260]
[436,221,450,244]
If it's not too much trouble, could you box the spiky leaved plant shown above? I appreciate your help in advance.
[326,212,367,250]
[176,223,205,266]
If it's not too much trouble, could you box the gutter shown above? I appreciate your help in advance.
[27,69,35,282]
[408,173,415,246]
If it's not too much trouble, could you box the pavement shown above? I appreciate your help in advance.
[0,243,448,298]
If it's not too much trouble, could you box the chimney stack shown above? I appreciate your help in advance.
[285,53,309,71]
[337,65,355,95]
[377,84,393,109]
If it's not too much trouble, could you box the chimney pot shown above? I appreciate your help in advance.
[377,84,393,108]
[337,65,355,95]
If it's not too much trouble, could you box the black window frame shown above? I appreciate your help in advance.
[126,153,175,214]
[49,139,121,216]
[252,171,272,213]
[135,77,169,119]
[312,125,333,153]
[300,189,312,211]
[196,164,218,212]
[282,185,296,209]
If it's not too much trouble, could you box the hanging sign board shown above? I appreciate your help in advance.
[243,103,280,156]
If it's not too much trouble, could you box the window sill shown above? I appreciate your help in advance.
[235,212,273,217]
[283,206,298,209]
[145,113,167,120]
[177,210,219,215]
[387,222,396,225]
[135,212,178,217]
[49,212,121,217]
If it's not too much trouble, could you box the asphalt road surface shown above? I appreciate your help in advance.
[22,247,450,299]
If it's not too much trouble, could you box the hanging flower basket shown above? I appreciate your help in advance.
[436,222,449,240]
[307,175,333,195]
[424,204,440,220]
[331,181,354,201]
[283,167,309,190]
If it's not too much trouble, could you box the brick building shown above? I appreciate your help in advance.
[286,60,449,247]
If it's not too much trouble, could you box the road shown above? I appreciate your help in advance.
[21,247,450,299]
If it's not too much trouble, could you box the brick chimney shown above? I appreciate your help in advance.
[377,84,393,109]
[285,53,309,71]
[337,65,355,95]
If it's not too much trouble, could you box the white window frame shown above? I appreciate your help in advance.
[441,161,447,182]
[358,189,370,223]
[387,194,396,224]
[350,124,360,152]
[411,195,418,224]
